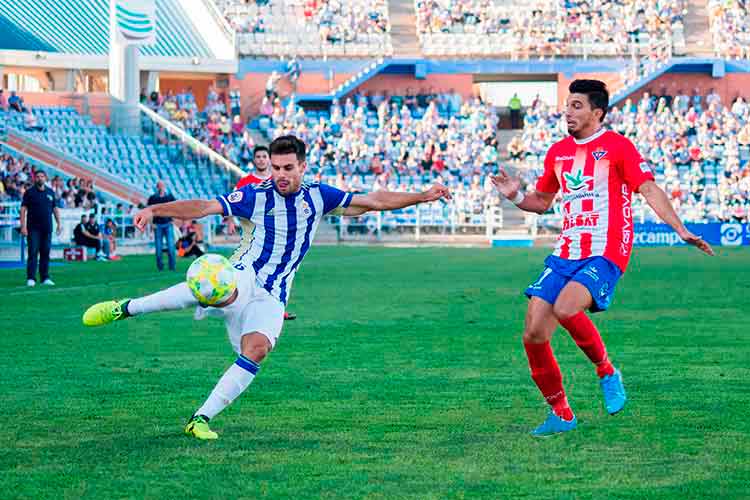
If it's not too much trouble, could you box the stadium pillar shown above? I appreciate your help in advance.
[108,0,157,135]
[109,45,141,135]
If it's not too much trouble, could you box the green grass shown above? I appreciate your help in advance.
[1,246,748,499]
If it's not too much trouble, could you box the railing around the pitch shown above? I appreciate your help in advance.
[138,104,245,179]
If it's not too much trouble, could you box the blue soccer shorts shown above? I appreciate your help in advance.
[524,255,622,313]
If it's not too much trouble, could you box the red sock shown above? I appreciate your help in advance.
[524,341,574,420]
[559,312,615,378]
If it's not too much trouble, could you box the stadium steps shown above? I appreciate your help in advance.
[610,62,674,106]
[299,59,391,103]
[683,0,713,56]
[388,0,421,58]
[4,129,147,205]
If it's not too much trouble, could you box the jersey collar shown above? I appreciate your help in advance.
[573,127,606,145]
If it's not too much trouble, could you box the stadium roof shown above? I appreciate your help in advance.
[0,0,212,57]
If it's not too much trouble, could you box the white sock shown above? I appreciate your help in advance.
[127,282,198,316]
[195,355,260,420]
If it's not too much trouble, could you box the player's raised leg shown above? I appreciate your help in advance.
[554,281,626,415]
[185,332,270,440]
[524,297,578,437]
[82,282,199,326]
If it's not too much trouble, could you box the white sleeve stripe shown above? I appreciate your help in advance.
[342,192,353,208]
[218,196,232,216]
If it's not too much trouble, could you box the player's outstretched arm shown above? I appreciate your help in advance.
[343,184,452,216]
[134,200,223,232]
[490,168,556,214]
[639,181,715,256]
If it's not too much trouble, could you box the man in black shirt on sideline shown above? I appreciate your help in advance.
[20,170,61,287]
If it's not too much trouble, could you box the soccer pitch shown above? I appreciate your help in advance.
[2,247,748,499]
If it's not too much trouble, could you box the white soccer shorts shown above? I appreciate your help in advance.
[195,266,285,353]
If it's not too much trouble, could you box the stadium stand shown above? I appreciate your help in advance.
[1,105,232,200]
[222,0,393,57]
[145,87,257,170]
[0,148,104,209]
[709,0,750,60]
[415,0,686,58]
[510,92,750,223]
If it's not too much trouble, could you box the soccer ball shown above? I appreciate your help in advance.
[186,254,238,305]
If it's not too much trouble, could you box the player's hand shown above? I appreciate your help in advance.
[133,208,153,232]
[490,167,522,200]
[680,230,715,256]
[20,226,28,236]
[421,184,452,203]
[225,217,237,235]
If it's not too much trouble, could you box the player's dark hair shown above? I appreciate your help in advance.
[252,145,269,157]
[269,135,306,162]
[569,79,609,122]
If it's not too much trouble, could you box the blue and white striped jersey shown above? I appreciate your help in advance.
[216,180,352,304]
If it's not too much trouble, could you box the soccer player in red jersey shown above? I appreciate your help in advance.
[492,80,714,436]
[226,145,296,320]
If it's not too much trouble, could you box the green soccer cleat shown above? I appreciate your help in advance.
[82,299,131,327]
[184,415,218,440]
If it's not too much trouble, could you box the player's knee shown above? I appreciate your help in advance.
[522,324,549,344]
[552,302,578,321]
[240,333,271,363]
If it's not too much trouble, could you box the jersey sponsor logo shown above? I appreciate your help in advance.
[620,184,632,255]
[555,155,576,161]
[563,169,593,192]
[720,223,743,246]
[592,148,608,161]
[228,191,243,203]
[562,190,600,203]
[265,207,275,217]
[562,212,600,231]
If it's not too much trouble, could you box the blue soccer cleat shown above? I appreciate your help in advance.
[531,410,577,437]
[600,369,627,414]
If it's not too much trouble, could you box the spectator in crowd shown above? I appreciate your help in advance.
[0,89,6,110]
[509,93,522,129]
[147,180,176,271]
[8,91,24,113]
[86,213,110,260]
[176,222,204,258]
[20,169,61,286]
[103,218,121,260]
[74,214,102,258]
[229,87,242,117]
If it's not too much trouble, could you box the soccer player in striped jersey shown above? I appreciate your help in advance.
[491,80,714,437]
[82,135,451,440]
[221,145,296,320]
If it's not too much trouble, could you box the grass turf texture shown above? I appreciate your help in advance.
[1,247,748,499]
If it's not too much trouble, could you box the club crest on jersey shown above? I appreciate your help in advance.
[592,148,608,161]
[563,169,593,192]
[228,191,243,203]
[300,200,312,216]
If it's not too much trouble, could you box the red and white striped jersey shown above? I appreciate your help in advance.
[536,129,654,273]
